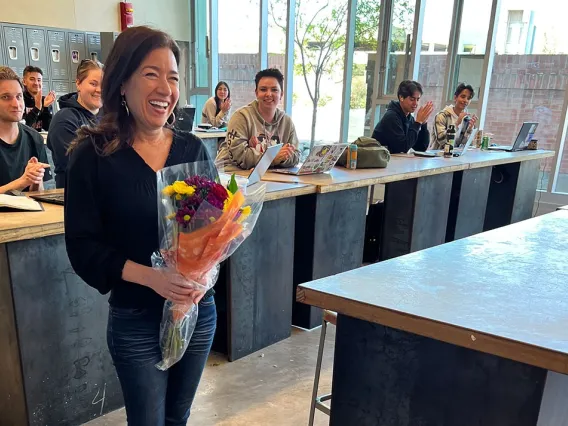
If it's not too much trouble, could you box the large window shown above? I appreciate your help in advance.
[348,0,381,140]
[417,0,454,127]
[268,0,288,109]
[291,0,348,149]
[487,0,567,191]
[218,0,260,110]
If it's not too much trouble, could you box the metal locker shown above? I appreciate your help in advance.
[42,79,50,96]
[25,28,49,78]
[67,31,87,81]
[2,25,27,76]
[100,32,119,63]
[86,32,102,63]
[51,80,70,113]
[47,30,69,80]
[0,24,5,67]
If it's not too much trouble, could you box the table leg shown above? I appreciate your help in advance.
[381,173,453,261]
[331,314,548,426]
[484,159,540,231]
[293,188,367,329]
[226,197,296,361]
[446,167,492,241]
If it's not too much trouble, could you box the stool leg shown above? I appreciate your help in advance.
[308,320,328,426]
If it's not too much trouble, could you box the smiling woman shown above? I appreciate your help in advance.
[63,26,216,426]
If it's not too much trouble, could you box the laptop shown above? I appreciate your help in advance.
[247,143,283,185]
[488,122,538,152]
[176,106,196,132]
[452,129,478,157]
[272,143,348,176]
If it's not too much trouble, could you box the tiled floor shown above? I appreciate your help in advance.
[83,326,335,426]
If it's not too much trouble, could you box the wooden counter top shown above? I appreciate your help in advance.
[0,183,315,244]
[298,210,568,374]
[261,149,554,193]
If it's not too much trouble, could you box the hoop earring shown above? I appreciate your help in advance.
[121,95,130,116]
[167,112,175,126]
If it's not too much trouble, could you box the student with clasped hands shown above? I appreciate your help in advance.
[372,80,434,154]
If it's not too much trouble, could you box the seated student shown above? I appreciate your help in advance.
[216,68,300,170]
[22,66,56,131]
[372,80,434,154]
[0,67,52,194]
[47,59,103,188]
[201,81,231,128]
[430,83,478,150]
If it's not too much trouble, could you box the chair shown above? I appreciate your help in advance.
[308,310,337,426]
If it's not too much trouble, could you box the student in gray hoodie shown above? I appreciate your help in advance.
[216,68,300,170]
[47,60,103,188]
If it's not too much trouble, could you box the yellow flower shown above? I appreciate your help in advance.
[237,205,252,223]
[183,214,191,222]
[162,185,176,197]
[172,181,196,196]
[176,194,182,200]
[223,190,234,211]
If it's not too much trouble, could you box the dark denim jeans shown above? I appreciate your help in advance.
[107,295,217,426]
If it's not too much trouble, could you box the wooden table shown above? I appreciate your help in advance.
[297,210,568,425]
[0,182,315,424]
[193,130,226,160]
[263,149,553,328]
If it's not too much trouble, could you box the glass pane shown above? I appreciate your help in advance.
[418,0,454,128]
[383,0,416,96]
[348,0,381,140]
[291,0,348,150]
[487,0,568,192]
[268,0,287,109]
[218,0,260,110]
[453,0,493,101]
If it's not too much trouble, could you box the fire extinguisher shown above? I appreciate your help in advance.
[120,1,134,31]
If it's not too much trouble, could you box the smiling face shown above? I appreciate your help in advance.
[77,69,103,113]
[0,80,24,123]
[255,76,282,116]
[216,84,229,101]
[399,90,421,116]
[23,71,42,96]
[121,47,179,132]
[454,89,473,112]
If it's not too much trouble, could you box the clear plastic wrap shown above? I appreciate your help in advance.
[153,162,266,370]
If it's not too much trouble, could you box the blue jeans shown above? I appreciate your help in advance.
[107,295,217,426]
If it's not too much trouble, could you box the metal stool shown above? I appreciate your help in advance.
[308,310,337,426]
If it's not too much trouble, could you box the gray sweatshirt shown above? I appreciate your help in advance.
[216,100,300,170]
[201,96,229,128]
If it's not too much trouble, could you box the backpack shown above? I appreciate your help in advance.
[338,137,391,169]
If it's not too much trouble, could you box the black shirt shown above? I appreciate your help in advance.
[24,90,53,131]
[64,130,212,310]
[0,123,52,188]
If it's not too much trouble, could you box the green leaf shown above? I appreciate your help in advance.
[227,174,239,194]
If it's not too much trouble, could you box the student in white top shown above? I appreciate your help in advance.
[201,81,231,128]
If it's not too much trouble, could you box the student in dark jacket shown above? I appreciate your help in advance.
[47,59,103,188]
[22,66,56,131]
[372,80,434,154]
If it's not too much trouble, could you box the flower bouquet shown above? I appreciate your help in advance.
[153,161,265,370]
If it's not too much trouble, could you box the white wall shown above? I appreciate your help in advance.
[1,0,190,41]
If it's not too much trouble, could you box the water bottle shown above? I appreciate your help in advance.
[444,125,456,158]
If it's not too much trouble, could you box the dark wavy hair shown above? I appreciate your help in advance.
[454,83,475,99]
[397,80,423,99]
[214,81,230,115]
[255,68,284,91]
[69,26,180,156]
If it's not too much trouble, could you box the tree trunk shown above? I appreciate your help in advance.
[310,100,318,150]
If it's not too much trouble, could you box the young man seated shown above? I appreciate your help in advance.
[22,66,56,131]
[0,67,52,194]
[216,68,301,170]
[372,80,434,154]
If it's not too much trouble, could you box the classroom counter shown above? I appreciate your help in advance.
[297,210,568,425]
[0,181,315,425]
